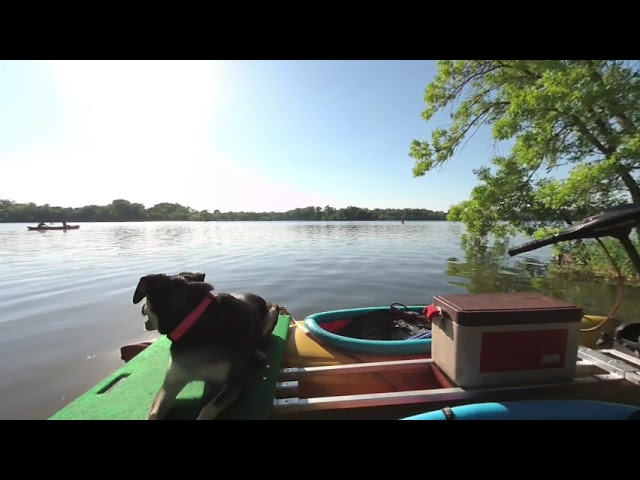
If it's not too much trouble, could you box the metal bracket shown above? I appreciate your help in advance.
[279,358,433,381]
[578,347,640,374]
[272,376,613,413]
[275,381,299,397]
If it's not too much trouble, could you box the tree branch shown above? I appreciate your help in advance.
[565,112,614,157]
[452,101,510,146]
[586,61,638,134]
[448,63,504,99]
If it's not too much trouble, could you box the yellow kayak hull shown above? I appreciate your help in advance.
[580,315,620,348]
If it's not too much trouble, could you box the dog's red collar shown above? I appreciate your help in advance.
[168,291,216,342]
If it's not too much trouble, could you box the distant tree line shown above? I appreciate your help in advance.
[0,199,448,222]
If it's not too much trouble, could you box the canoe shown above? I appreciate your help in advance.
[27,225,80,231]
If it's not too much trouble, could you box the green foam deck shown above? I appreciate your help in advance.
[50,314,291,420]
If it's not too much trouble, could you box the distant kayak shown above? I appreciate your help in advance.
[27,225,80,231]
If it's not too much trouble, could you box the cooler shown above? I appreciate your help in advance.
[429,292,583,388]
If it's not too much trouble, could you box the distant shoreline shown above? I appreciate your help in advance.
[0,199,449,223]
[3,219,450,224]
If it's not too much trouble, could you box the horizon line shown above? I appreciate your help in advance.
[0,198,450,214]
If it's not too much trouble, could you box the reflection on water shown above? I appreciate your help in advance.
[111,227,141,252]
[0,220,639,420]
[447,237,640,321]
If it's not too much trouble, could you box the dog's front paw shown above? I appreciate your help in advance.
[253,349,267,365]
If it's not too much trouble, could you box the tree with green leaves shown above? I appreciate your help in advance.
[409,60,640,240]
[0,199,448,223]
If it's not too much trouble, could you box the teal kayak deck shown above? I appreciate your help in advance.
[50,314,291,420]
[304,305,432,355]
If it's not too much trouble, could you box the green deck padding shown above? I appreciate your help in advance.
[49,315,291,420]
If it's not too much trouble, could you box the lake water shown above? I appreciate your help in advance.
[1,221,639,420]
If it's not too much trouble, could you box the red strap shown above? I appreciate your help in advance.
[168,292,216,341]
[423,304,442,321]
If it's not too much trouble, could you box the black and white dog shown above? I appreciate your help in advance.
[133,272,279,420]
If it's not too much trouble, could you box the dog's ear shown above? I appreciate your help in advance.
[133,276,149,304]
[179,271,206,282]
[133,274,169,304]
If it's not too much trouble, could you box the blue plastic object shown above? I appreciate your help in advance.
[401,400,640,420]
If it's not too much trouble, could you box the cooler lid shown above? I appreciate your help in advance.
[432,292,583,326]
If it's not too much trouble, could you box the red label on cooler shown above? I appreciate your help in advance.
[479,329,568,373]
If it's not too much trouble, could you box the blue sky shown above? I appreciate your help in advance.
[0,60,503,213]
